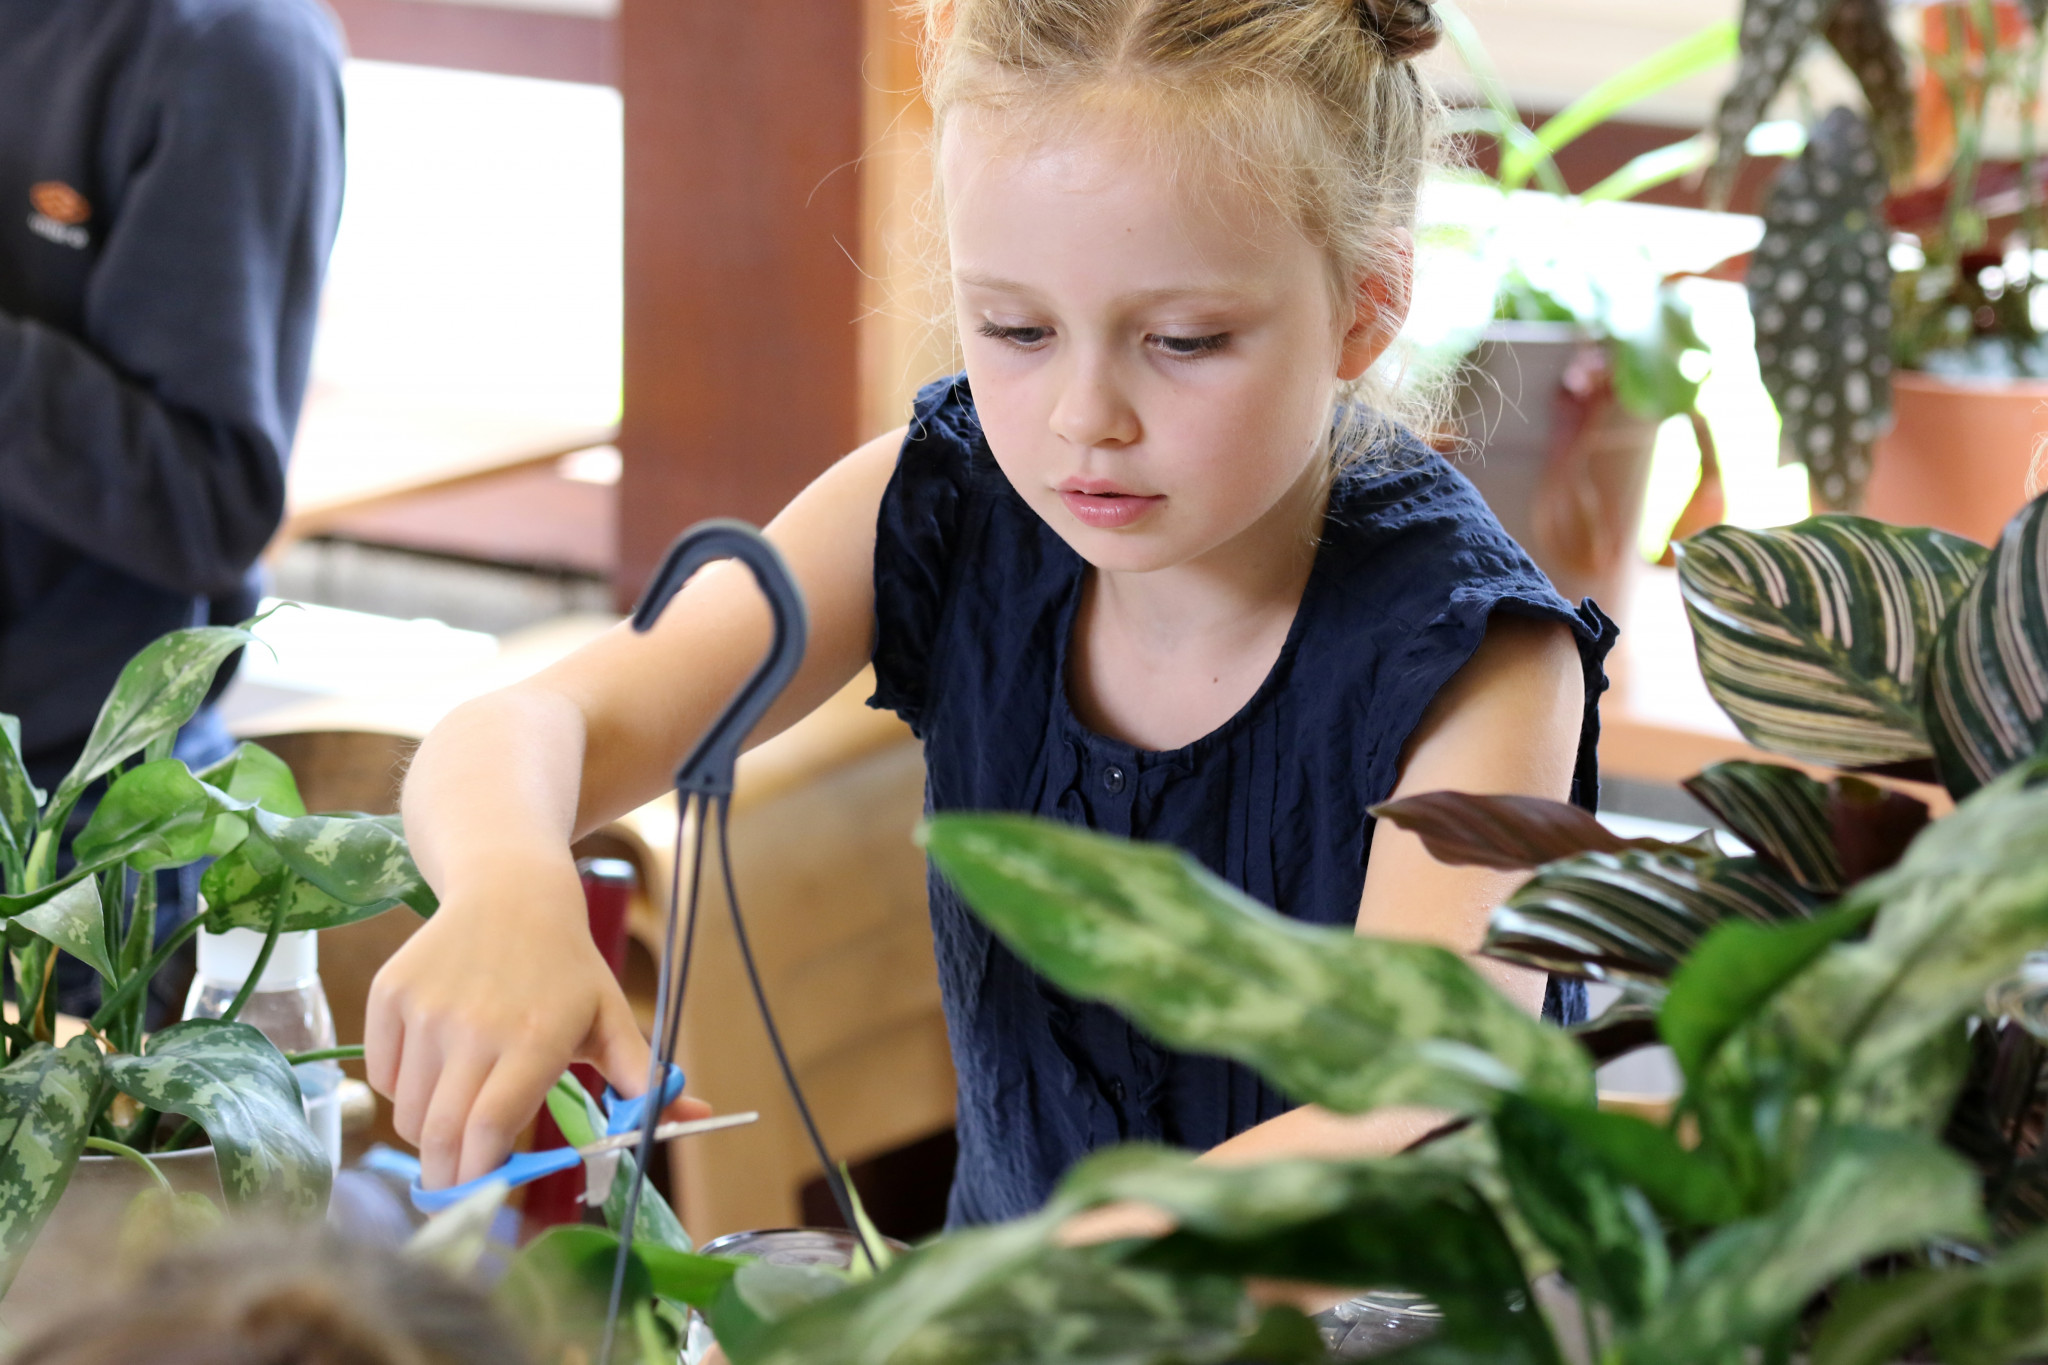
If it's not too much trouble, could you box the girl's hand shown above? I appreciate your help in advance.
[363,851,707,1189]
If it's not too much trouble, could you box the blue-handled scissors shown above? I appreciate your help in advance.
[409,1065,756,1213]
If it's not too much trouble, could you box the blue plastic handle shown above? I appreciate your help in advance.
[602,1063,687,1138]
[410,1146,582,1213]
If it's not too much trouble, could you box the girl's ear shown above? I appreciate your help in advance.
[1337,231,1414,382]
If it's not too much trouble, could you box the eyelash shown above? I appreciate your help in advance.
[974,321,1231,358]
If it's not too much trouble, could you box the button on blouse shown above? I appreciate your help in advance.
[869,376,1618,1228]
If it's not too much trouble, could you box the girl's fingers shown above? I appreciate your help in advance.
[362,975,404,1098]
[417,1049,496,1190]
[461,1049,573,1185]
[580,985,657,1101]
[388,1028,444,1152]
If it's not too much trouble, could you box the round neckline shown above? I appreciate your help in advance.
[1049,509,1336,768]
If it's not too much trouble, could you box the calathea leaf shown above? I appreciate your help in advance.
[1371,791,1684,870]
[12,877,116,981]
[72,760,250,873]
[1924,489,2048,798]
[1683,761,1842,891]
[51,625,256,814]
[1828,776,1932,883]
[1673,516,1988,766]
[1747,108,1895,510]
[1706,0,1832,207]
[1485,850,1817,983]
[922,815,1593,1116]
[1941,1021,2048,1244]
[0,715,42,875]
[104,1019,330,1216]
[1629,1127,1985,1365]
[0,1038,103,1291]
[1823,0,1914,183]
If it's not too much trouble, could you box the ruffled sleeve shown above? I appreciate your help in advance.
[867,375,986,736]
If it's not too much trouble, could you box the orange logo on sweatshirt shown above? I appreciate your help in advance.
[30,182,90,225]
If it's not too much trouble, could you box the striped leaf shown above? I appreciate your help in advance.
[1924,490,2048,798]
[1706,0,1832,207]
[0,1039,101,1293]
[1486,850,1819,983]
[1684,762,1841,891]
[1748,108,1894,510]
[921,814,1593,1116]
[1673,517,1989,767]
[1371,791,1684,871]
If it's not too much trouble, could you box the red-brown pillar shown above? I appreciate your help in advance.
[614,0,867,603]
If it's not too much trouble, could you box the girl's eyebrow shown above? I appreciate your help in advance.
[954,270,1256,309]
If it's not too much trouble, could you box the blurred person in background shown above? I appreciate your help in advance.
[0,0,344,1019]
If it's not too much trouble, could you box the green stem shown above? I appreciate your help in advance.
[162,1117,201,1152]
[84,1136,173,1196]
[218,901,286,1027]
[285,1045,363,1066]
[89,915,204,1032]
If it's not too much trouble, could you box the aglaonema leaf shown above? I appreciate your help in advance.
[1811,1227,2048,1365]
[1485,850,1816,983]
[921,815,1592,1117]
[71,760,249,873]
[194,742,306,818]
[1627,1128,1985,1365]
[1371,791,1681,871]
[1673,516,1988,767]
[1924,489,2048,799]
[1706,0,1832,208]
[0,1038,103,1292]
[104,1019,329,1216]
[12,876,117,981]
[50,625,256,814]
[0,716,42,877]
[200,811,436,934]
[543,1073,689,1253]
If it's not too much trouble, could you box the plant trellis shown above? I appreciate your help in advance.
[1748,107,1895,511]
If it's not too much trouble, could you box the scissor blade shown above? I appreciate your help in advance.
[577,1110,760,1158]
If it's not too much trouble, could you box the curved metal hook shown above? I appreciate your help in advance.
[631,519,809,796]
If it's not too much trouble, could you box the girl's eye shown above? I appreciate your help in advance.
[1151,332,1229,357]
[978,321,1052,348]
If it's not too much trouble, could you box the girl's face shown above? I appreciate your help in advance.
[942,108,1399,576]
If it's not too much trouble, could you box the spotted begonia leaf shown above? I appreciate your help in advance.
[1748,107,1895,510]
[1823,0,1914,183]
[1924,490,2048,798]
[921,814,1593,1116]
[1708,0,1833,207]
[105,1019,330,1216]
[12,877,117,981]
[0,1038,104,1291]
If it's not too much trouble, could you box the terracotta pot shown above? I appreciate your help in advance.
[4,1147,222,1334]
[1864,370,2048,545]
[1451,321,1662,616]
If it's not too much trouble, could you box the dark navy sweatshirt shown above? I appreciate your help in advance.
[0,0,344,789]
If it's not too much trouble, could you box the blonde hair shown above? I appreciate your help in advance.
[917,0,1446,457]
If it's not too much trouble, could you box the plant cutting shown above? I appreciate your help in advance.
[522,490,2048,1364]
[0,618,436,1297]
[1705,0,2048,533]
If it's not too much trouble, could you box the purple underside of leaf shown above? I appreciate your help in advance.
[1827,779,1932,883]
[1370,791,1677,871]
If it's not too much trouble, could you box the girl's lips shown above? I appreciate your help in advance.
[1059,489,1164,529]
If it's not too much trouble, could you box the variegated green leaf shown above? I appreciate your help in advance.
[1683,761,1841,892]
[104,1019,329,1216]
[12,877,116,981]
[195,742,307,856]
[922,815,1592,1116]
[1707,0,1831,207]
[1673,516,1989,766]
[1486,850,1817,983]
[200,811,434,934]
[0,715,41,877]
[1925,490,2048,798]
[50,625,255,813]
[545,1074,690,1253]
[1810,1225,2048,1365]
[0,1038,103,1290]
[1631,1127,1985,1365]
[1823,0,1913,183]
[1748,108,1895,509]
[72,760,249,873]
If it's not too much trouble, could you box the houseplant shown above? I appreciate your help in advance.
[1706,0,2048,535]
[0,618,436,1297]
[1425,6,1732,606]
[523,489,2048,1363]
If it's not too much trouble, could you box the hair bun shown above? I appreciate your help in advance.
[1356,0,1441,60]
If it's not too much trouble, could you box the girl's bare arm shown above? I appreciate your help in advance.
[368,428,905,1189]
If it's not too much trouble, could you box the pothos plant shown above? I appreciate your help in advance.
[0,618,435,1295]
[524,491,2048,1364]
[1706,0,2048,509]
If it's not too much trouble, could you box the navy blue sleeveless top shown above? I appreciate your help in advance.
[868,376,1618,1227]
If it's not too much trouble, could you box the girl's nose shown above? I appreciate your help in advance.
[1048,359,1140,449]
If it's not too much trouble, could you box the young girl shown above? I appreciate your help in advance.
[366,0,1615,1229]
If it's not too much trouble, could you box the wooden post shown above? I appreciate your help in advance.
[615,0,868,603]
